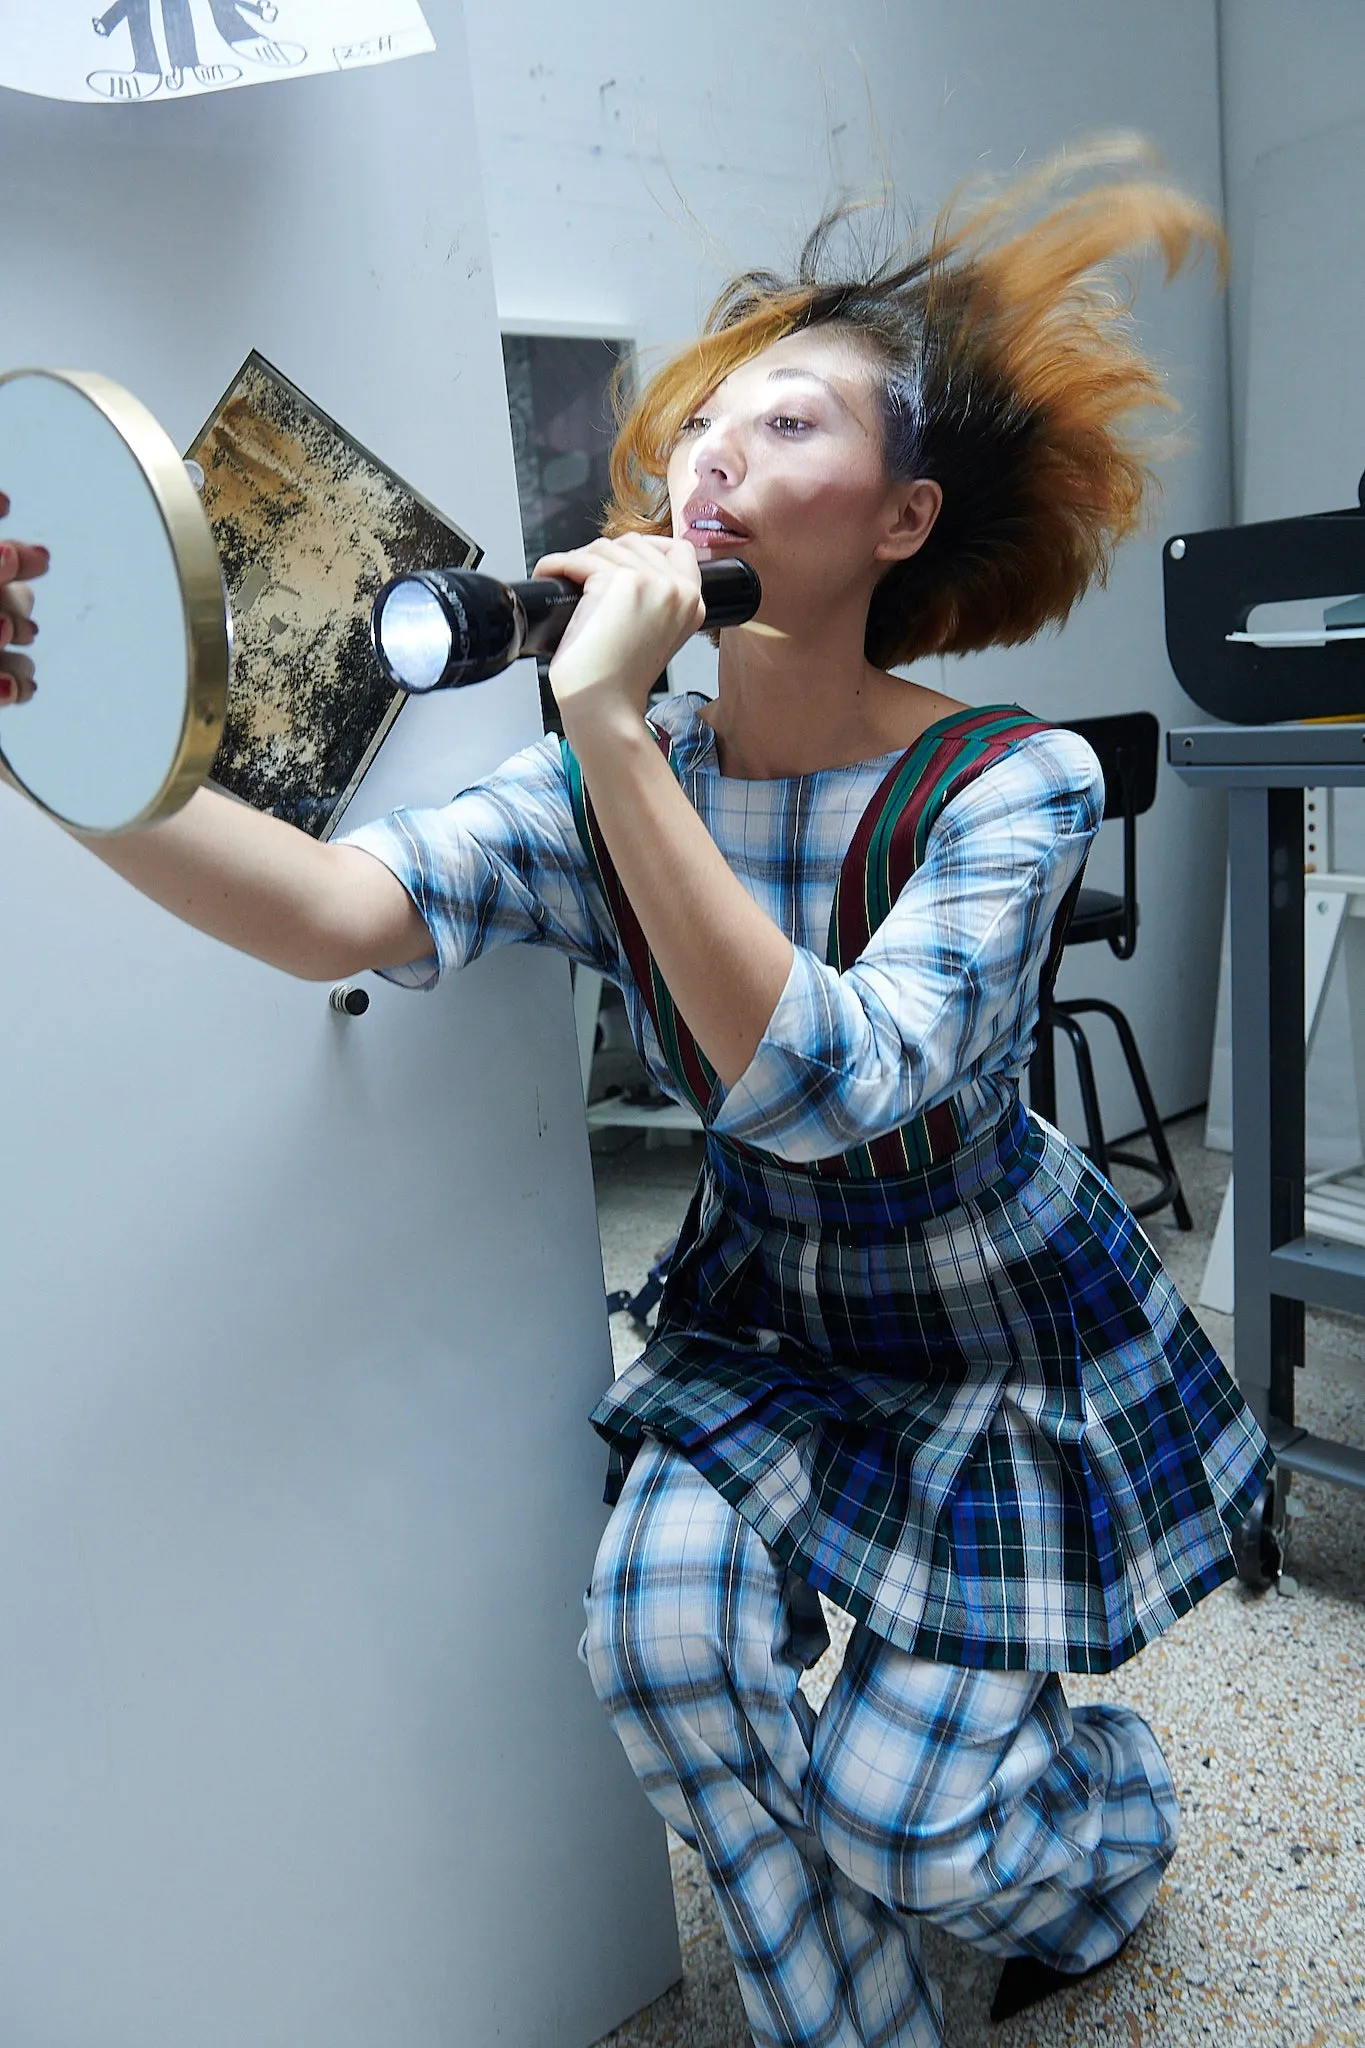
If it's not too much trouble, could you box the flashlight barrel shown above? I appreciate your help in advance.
[512,557,761,660]
[695,558,766,630]
[372,558,762,694]
[510,577,583,661]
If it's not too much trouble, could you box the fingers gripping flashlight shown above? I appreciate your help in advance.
[370,559,762,694]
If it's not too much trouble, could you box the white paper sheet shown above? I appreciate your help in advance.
[0,1,434,104]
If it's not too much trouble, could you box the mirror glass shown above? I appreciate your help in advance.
[0,369,229,834]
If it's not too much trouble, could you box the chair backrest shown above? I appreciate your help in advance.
[1055,711,1160,961]
[1059,711,1160,822]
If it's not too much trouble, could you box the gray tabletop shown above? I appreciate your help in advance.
[1170,722,1365,783]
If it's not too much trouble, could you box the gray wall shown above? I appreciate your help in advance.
[1201,7,1365,1160]
[1219,0,1365,513]
[465,0,1235,1135]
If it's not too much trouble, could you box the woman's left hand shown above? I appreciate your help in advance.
[532,533,705,742]
[0,490,47,708]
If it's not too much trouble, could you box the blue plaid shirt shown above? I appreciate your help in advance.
[341,695,1104,1159]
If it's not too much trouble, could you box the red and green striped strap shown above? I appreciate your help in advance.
[821,705,1051,1177]
[562,704,1050,1175]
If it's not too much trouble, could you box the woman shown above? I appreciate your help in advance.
[6,147,1271,2047]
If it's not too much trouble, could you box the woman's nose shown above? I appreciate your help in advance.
[691,421,742,485]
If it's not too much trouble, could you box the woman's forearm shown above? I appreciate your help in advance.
[534,532,791,1079]
[568,711,793,1086]
[69,784,430,980]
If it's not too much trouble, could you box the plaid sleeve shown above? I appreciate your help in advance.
[710,730,1104,1159]
[337,733,614,991]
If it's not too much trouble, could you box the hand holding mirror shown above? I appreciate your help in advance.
[0,500,47,705]
[0,367,230,835]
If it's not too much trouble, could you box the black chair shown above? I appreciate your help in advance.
[1028,711,1193,1230]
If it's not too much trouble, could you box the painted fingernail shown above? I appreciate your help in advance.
[0,678,15,705]
[0,546,14,579]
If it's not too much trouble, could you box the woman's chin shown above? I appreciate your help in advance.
[688,536,753,561]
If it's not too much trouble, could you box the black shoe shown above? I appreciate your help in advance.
[989,1937,1130,2023]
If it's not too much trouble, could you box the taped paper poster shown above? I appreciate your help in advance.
[0,1,435,104]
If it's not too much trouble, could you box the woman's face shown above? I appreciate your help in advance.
[665,326,938,634]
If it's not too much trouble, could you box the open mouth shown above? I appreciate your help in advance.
[682,499,751,547]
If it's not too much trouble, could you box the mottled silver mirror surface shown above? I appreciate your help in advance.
[188,352,480,839]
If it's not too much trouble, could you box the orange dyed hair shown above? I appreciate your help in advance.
[604,140,1226,667]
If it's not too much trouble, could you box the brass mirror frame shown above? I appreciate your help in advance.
[0,366,231,835]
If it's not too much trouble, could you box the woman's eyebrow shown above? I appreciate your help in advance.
[764,366,853,414]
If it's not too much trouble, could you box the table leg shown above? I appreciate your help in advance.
[1228,785,1305,1435]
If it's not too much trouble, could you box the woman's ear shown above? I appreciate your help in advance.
[875,478,943,564]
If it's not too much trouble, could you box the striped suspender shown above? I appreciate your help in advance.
[563,706,1054,1174]
[824,707,1053,1176]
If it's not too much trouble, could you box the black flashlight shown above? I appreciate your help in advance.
[370,558,762,694]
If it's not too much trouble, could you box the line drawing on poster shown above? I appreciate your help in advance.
[0,2,434,104]
[90,0,299,97]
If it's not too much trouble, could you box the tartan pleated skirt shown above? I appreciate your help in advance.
[590,1101,1272,1675]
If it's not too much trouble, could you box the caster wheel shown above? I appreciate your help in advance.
[1232,1478,1284,1590]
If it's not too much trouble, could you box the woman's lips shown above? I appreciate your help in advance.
[684,527,751,551]
[682,517,752,550]
[681,499,751,549]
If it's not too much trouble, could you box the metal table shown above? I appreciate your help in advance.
[1170,724,1365,1567]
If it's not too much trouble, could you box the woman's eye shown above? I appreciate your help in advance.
[678,414,710,436]
[770,415,811,435]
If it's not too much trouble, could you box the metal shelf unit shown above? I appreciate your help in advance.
[1170,723,1365,1513]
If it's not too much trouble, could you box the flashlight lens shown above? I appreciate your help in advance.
[376,580,453,693]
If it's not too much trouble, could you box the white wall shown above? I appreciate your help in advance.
[0,7,679,2042]
[465,0,1235,1135]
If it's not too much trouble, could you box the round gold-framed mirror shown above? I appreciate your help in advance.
[0,367,230,835]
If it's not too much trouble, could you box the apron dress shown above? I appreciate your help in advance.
[564,705,1272,1677]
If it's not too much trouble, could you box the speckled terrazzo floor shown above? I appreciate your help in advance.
[585,1115,1365,2048]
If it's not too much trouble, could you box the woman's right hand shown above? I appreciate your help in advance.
[0,490,48,708]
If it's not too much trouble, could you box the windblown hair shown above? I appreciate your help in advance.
[604,140,1226,667]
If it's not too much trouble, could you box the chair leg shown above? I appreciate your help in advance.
[1062,997,1194,1231]
[1048,1006,1111,1176]
[1028,1003,1059,1124]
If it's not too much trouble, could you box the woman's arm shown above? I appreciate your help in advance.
[2,510,425,977]
[711,733,1104,1159]
[14,722,621,985]
[566,715,794,1085]
[32,781,433,980]
[537,533,794,1085]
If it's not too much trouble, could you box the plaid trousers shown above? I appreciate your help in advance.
[583,1437,1180,2048]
